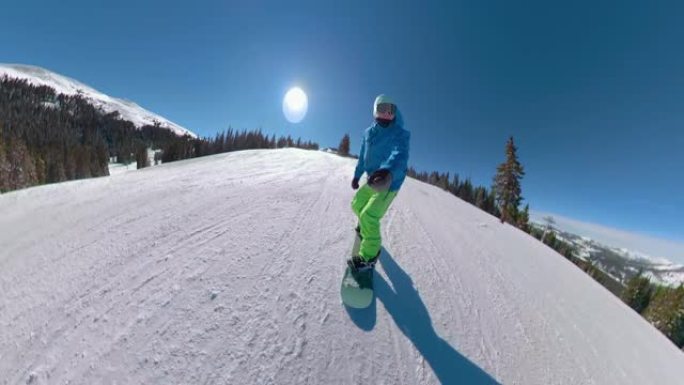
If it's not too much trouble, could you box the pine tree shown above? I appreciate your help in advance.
[437,172,449,190]
[622,272,654,314]
[136,146,149,169]
[65,151,76,180]
[487,189,499,217]
[542,216,556,243]
[474,187,486,209]
[450,174,460,195]
[74,146,92,179]
[644,285,684,347]
[0,134,8,192]
[544,232,557,249]
[338,134,351,156]
[7,137,37,190]
[581,260,609,286]
[34,155,47,184]
[459,178,474,202]
[516,204,530,232]
[493,136,525,224]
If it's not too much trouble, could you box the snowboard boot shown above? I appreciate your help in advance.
[347,251,380,273]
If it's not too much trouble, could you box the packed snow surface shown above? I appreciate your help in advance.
[107,162,139,176]
[0,64,196,138]
[1,149,682,384]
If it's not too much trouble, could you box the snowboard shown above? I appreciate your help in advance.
[341,229,374,309]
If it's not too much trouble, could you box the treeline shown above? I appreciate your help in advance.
[622,274,684,349]
[0,76,111,191]
[406,136,529,231]
[129,126,318,169]
[0,75,318,193]
[406,168,501,217]
[188,128,318,161]
[0,75,184,191]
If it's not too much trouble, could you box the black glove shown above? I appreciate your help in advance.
[351,177,360,190]
[368,169,390,186]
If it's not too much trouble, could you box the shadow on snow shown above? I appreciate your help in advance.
[344,293,377,331]
[347,247,501,385]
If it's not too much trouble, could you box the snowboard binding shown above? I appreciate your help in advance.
[347,255,377,273]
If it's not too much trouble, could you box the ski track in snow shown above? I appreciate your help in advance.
[1,149,683,385]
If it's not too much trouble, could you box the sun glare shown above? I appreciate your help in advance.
[283,87,308,123]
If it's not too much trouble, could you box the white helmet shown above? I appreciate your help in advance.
[373,94,396,121]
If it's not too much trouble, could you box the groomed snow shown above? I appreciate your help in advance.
[107,162,139,176]
[0,64,196,138]
[1,149,682,384]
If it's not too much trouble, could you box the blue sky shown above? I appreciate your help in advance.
[1,0,682,244]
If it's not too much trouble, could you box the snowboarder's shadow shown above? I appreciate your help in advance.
[343,288,377,331]
[372,248,500,385]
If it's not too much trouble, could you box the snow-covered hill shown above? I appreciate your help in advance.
[0,64,196,138]
[1,149,683,384]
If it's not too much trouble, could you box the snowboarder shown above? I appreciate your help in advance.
[348,94,410,271]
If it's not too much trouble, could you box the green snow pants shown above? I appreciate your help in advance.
[351,184,398,261]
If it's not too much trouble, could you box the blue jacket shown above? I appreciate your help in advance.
[354,109,410,192]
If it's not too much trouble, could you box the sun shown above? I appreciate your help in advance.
[283,87,308,123]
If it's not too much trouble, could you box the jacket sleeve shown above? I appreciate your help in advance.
[353,138,366,179]
[380,130,410,176]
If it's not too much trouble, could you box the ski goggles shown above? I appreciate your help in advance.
[374,103,395,120]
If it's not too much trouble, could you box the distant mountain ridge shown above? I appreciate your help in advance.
[532,221,684,286]
[0,64,196,138]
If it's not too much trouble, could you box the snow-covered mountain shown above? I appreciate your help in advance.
[0,64,196,138]
[533,222,684,287]
[1,149,683,384]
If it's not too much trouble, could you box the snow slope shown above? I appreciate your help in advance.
[0,64,196,138]
[1,149,683,385]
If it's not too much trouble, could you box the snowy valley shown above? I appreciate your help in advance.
[532,223,684,287]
